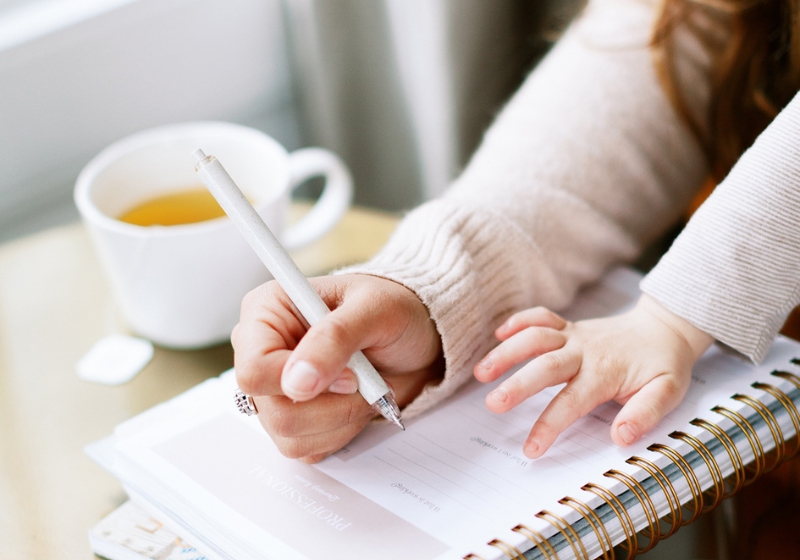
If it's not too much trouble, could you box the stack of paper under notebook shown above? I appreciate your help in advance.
[88,500,207,560]
[86,268,800,560]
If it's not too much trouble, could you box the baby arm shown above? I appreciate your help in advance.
[474,295,713,459]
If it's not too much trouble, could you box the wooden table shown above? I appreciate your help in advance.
[0,206,398,559]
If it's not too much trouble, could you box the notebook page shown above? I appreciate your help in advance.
[313,269,800,558]
[108,270,644,559]
[110,267,800,560]
[313,345,782,557]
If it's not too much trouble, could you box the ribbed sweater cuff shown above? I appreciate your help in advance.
[337,199,546,417]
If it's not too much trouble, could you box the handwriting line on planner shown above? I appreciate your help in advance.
[384,448,506,516]
[396,438,532,508]
[484,406,613,470]
[559,409,630,456]
[459,402,529,446]
[374,449,502,519]
[411,433,540,504]
[453,407,587,475]
[461,390,621,468]
[561,430,616,457]
[371,454,491,518]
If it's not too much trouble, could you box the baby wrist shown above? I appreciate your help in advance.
[638,294,714,360]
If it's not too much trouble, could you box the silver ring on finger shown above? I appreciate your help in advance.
[234,388,258,416]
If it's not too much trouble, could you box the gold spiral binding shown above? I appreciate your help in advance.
[582,482,638,557]
[647,443,704,525]
[669,431,724,511]
[536,510,589,560]
[559,496,613,560]
[488,539,525,560]
[604,470,660,553]
[732,393,785,467]
[512,524,558,560]
[772,370,800,453]
[775,366,800,457]
[626,456,682,538]
[690,418,745,497]
[711,405,766,482]
[773,368,800,391]
[753,381,800,457]
[470,364,800,560]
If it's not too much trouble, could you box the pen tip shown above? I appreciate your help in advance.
[374,395,405,431]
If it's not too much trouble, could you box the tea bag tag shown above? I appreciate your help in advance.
[77,335,154,385]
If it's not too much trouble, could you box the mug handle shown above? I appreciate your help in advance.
[281,148,353,251]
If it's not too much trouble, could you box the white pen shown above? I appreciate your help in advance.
[193,149,404,430]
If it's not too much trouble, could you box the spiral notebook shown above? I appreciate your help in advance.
[87,268,800,560]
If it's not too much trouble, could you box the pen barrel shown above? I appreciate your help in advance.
[347,352,391,404]
[194,151,391,406]
[195,154,330,323]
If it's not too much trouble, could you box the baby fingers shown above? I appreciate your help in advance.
[523,374,616,458]
[611,373,689,447]
[475,327,567,383]
[484,347,580,413]
[495,307,568,340]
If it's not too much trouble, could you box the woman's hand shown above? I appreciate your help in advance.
[232,274,444,463]
[473,294,713,459]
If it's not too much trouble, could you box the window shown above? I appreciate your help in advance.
[0,0,296,241]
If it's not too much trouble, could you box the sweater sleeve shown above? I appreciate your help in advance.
[342,0,711,416]
[641,92,800,363]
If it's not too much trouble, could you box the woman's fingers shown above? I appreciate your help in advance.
[484,347,580,413]
[235,346,293,396]
[253,392,374,458]
[233,281,306,396]
[475,326,568,383]
[611,372,689,447]
[231,273,444,461]
[269,417,374,462]
[280,276,439,402]
[281,309,383,401]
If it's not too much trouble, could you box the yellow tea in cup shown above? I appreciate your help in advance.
[119,187,226,226]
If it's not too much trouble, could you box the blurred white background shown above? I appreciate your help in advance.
[0,0,580,242]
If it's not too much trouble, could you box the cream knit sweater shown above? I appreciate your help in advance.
[344,0,800,417]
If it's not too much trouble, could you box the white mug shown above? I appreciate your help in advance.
[74,121,352,348]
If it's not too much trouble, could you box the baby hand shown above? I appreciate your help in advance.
[473,295,713,459]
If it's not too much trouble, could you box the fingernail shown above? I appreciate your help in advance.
[618,423,636,445]
[525,440,540,458]
[329,377,358,394]
[283,361,320,397]
[488,387,508,404]
[477,358,493,372]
